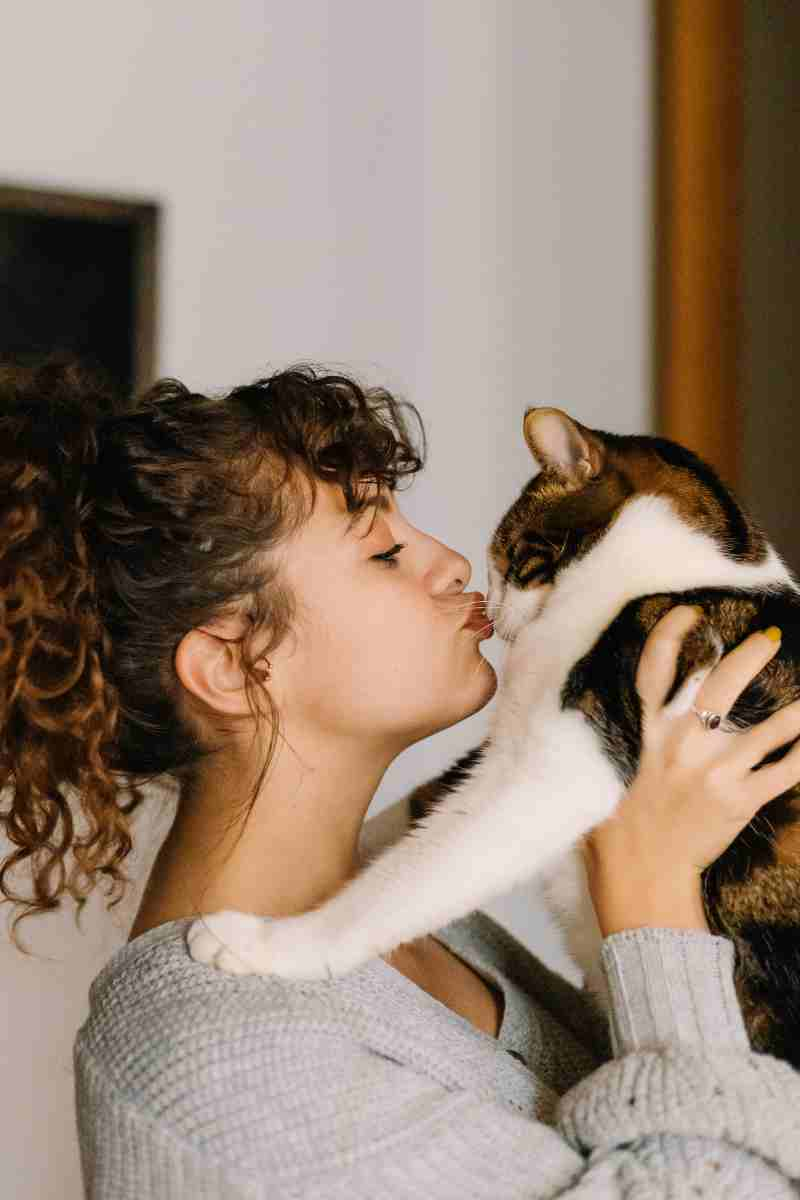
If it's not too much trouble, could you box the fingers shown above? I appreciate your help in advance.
[635,604,702,713]
[694,627,783,718]
[745,715,800,809]
[728,696,800,774]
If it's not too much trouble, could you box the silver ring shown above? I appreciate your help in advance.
[691,703,740,734]
[692,705,723,731]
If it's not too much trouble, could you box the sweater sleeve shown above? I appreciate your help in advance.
[598,925,751,1055]
[74,927,800,1199]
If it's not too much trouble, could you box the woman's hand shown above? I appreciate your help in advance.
[582,604,800,937]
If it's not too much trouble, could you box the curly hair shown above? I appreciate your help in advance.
[0,351,426,955]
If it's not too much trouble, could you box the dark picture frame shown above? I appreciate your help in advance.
[0,182,159,398]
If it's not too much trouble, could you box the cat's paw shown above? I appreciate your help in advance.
[186,909,352,980]
[186,910,272,975]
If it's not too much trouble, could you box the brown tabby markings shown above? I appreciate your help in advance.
[716,864,800,1053]
[494,442,768,585]
[616,446,768,565]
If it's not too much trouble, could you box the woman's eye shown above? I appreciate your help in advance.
[372,543,406,568]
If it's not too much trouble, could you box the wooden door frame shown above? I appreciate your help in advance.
[653,0,744,489]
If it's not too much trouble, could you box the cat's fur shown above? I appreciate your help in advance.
[187,408,800,1066]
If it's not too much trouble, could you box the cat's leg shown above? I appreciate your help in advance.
[188,709,625,981]
[539,849,608,1015]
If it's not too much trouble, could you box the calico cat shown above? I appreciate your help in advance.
[188,407,800,1066]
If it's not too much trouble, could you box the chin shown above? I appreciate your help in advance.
[468,657,498,707]
[422,665,497,739]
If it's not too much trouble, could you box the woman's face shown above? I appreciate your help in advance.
[271,477,497,752]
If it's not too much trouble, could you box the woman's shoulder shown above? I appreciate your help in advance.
[76,909,608,1081]
[77,916,377,1059]
[74,916,599,1193]
[75,914,474,1086]
[75,910,511,1058]
[75,918,395,1148]
[74,914,547,1156]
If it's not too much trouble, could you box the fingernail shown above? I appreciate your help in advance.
[763,626,782,643]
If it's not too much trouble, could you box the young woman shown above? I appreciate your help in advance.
[4,356,800,1198]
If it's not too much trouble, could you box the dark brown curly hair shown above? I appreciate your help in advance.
[0,352,426,955]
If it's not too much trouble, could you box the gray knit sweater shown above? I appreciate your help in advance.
[73,909,800,1198]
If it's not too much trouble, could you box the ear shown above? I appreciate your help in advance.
[174,615,255,719]
[522,408,605,485]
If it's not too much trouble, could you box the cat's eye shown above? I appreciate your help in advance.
[511,539,547,565]
[506,538,556,585]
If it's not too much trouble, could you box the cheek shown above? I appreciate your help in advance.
[352,594,450,689]
[317,595,412,674]
[302,570,449,689]
[360,595,427,658]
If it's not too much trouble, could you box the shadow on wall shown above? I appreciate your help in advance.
[741,0,800,578]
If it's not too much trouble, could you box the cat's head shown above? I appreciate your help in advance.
[486,407,768,643]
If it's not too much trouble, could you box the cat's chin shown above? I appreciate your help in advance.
[493,586,554,644]
[491,624,520,647]
[493,620,525,645]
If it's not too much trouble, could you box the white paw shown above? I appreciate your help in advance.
[186,908,360,980]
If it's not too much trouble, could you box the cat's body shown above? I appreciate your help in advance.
[188,409,800,1066]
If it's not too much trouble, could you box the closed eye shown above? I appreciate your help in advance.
[507,540,554,584]
[372,543,406,568]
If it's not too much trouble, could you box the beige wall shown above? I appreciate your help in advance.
[0,3,652,1196]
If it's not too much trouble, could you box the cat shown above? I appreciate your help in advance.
[187,406,800,1066]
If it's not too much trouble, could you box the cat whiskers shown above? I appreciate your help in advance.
[445,595,505,636]
[748,810,777,852]
[446,598,501,620]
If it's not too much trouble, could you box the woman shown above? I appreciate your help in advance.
[5,356,800,1197]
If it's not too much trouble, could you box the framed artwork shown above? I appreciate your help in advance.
[0,182,159,398]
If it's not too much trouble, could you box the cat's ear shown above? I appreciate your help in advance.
[522,408,605,486]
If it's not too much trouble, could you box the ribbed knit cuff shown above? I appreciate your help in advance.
[556,1045,800,1179]
[599,926,750,1056]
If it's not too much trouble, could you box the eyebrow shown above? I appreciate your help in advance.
[342,491,393,537]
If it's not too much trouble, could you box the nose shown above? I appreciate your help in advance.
[433,551,471,597]
[451,550,471,591]
[414,520,472,594]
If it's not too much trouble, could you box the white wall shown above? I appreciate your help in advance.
[0,3,652,1196]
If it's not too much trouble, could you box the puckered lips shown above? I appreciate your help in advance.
[459,592,493,635]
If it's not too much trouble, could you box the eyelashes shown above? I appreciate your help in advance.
[372,543,406,568]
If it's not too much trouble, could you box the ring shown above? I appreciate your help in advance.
[692,705,723,731]
[691,703,739,733]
